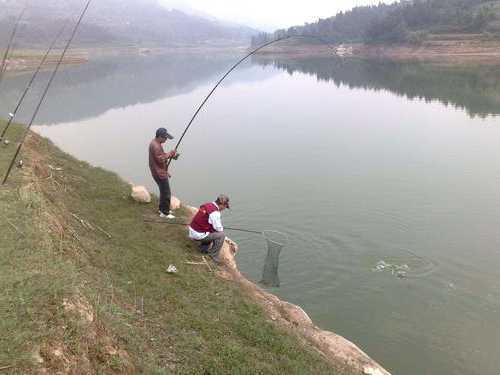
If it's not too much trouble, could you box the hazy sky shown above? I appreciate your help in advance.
[161,0,393,30]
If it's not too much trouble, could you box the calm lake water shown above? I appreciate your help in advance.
[2,53,500,375]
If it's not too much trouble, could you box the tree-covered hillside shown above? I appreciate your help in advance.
[252,0,500,46]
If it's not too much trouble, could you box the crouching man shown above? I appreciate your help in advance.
[188,195,230,264]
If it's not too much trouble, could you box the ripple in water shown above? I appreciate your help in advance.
[372,248,439,279]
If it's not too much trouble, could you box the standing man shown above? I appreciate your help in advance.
[189,195,230,264]
[149,127,179,219]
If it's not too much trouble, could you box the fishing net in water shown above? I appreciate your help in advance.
[259,230,288,287]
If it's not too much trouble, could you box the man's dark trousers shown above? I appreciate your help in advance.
[153,175,171,214]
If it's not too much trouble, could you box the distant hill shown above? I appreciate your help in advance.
[0,0,259,48]
[252,0,500,46]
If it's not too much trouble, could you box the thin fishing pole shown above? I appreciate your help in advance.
[0,22,68,143]
[2,0,93,185]
[225,226,262,234]
[166,34,336,168]
[144,219,262,234]
[0,4,28,90]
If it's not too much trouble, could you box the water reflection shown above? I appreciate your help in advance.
[24,52,500,375]
[253,56,500,118]
[0,53,241,124]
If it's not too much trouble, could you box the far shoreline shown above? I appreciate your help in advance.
[252,35,500,65]
[3,35,500,76]
[1,44,248,75]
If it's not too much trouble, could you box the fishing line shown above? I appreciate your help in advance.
[159,35,337,286]
[166,34,337,168]
[160,34,439,282]
[0,22,68,143]
[0,4,28,90]
[2,0,93,185]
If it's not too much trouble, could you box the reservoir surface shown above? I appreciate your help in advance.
[2,53,500,375]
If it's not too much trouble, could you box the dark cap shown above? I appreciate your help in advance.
[216,194,230,209]
[156,127,174,140]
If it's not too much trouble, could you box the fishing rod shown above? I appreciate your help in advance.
[166,34,337,168]
[0,22,68,143]
[0,4,28,90]
[144,219,262,234]
[2,0,93,185]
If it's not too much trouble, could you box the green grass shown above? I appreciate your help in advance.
[0,122,345,374]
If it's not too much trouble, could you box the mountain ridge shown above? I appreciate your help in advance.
[0,0,259,48]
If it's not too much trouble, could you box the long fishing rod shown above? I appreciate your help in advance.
[2,0,93,185]
[166,34,337,168]
[144,219,262,234]
[0,23,68,143]
[0,4,28,90]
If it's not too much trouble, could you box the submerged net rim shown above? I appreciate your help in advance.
[262,230,288,247]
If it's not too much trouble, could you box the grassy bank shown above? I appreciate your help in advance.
[0,122,345,374]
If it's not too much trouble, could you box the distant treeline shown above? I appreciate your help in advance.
[251,0,500,46]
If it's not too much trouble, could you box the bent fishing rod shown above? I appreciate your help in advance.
[2,0,93,185]
[0,4,28,90]
[166,34,337,168]
[0,23,68,143]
